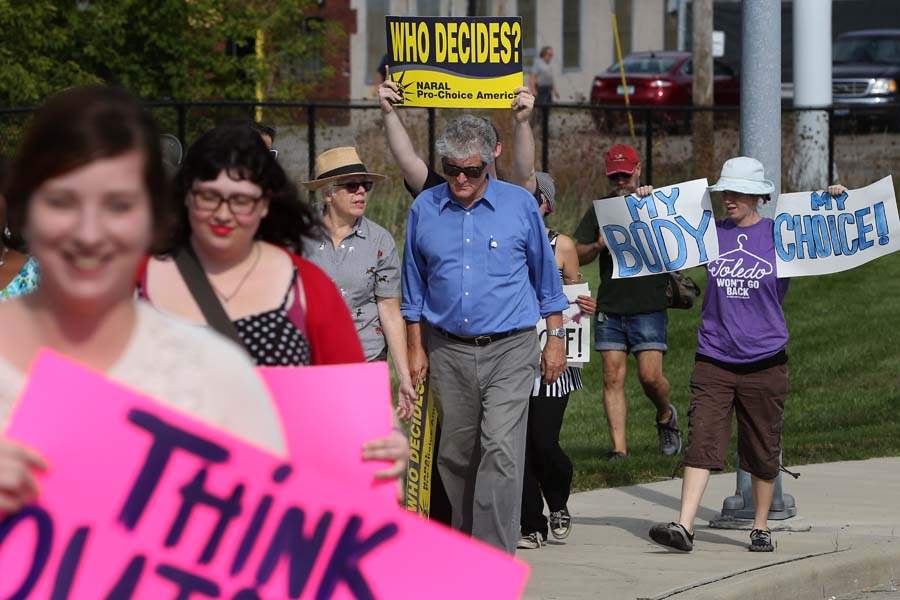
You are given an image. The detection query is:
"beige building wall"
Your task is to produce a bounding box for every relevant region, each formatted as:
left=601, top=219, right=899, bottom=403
left=349, top=0, right=666, bottom=101
left=349, top=0, right=367, bottom=100
left=530, top=1, right=619, bottom=102
left=631, top=0, right=666, bottom=52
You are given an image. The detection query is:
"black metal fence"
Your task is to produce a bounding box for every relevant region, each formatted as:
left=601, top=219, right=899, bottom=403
left=2, top=100, right=897, bottom=236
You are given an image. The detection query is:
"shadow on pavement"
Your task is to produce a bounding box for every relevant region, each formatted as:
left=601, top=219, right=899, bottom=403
left=574, top=515, right=747, bottom=549
left=618, top=482, right=722, bottom=522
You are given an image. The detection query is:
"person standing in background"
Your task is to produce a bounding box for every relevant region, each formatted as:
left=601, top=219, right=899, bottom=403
left=0, top=156, right=39, bottom=300
left=530, top=46, right=559, bottom=106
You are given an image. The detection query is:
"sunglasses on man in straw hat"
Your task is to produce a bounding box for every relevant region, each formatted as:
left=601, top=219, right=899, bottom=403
left=302, top=147, right=386, bottom=191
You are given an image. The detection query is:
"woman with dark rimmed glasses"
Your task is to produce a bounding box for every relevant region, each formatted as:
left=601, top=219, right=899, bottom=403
left=303, top=147, right=417, bottom=421
left=138, top=127, right=410, bottom=481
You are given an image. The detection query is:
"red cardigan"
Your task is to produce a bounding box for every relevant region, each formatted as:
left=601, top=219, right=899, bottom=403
left=136, top=250, right=364, bottom=366
left=287, top=253, right=365, bottom=365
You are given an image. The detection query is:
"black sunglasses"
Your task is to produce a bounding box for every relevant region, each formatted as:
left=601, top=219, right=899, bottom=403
left=340, top=180, right=374, bottom=193
left=608, top=172, right=633, bottom=181
left=442, top=160, right=487, bottom=179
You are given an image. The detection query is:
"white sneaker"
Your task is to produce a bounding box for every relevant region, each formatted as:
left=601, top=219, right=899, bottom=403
left=516, top=532, right=545, bottom=549
left=549, top=508, right=572, bottom=539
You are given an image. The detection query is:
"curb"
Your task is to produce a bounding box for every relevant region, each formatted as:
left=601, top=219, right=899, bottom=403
left=674, top=539, right=900, bottom=600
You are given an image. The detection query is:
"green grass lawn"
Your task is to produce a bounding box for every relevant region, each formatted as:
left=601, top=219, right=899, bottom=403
left=564, top=252, right=900, bottom=491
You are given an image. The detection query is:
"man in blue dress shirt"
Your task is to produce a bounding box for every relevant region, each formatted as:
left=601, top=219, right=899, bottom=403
left=401, top=115, right=569, bottom=553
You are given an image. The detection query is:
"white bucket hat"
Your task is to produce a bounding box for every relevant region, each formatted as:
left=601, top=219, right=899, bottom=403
left=708, top=156, right=775, bottom=196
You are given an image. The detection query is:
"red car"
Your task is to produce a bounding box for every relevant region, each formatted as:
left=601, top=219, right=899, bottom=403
left=590, top=51, right=740, bottom=130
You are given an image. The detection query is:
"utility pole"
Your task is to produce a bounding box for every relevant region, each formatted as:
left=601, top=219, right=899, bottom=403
left=713, top=0, right=799, bottom=528
left=790, top=0, right=832, bottom=190
left=677, top=0, right=688, bottom=52
left=739, top=0, right=782, bottom=217
left=691, top=0, right=714, bottom=182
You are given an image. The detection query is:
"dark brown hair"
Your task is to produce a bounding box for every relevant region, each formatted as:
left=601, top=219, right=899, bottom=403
left=165, top=123, right=321, bottom=254
left=0, top=155, right=15, bottom=250
left=5, top=85, right=169, bottom=251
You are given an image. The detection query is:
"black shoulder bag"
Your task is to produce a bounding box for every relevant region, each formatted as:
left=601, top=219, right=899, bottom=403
left=666, top=271, right=702, bottom=310
left=172, top=244, right=245, bottom=347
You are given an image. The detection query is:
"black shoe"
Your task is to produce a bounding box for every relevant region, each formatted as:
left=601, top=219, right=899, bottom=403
left=649, top=522, right=694, bottom=551
left=549, top=508, right=572, bottom=539
left=749, top=528, right=774, bottom=552
left=606, top=450, right=628, bottom=462
left=657, top=405, right=683, bottom=456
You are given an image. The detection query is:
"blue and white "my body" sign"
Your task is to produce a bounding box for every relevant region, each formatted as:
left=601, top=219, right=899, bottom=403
left=594, top=178, right=718, bottom=279
left=774, top=175, right=899, bottom=277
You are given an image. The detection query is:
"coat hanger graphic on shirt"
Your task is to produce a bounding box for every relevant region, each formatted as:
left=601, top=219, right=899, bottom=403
left=713, top=234, right=774, bottom=275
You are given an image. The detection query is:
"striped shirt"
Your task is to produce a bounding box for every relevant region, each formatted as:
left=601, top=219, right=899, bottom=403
left=532, top=230, right=585, bottom=398
left=533, top=365, right=583, bottom=397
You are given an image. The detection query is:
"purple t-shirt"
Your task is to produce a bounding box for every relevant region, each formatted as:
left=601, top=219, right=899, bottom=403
left=697, top=218, right=790, bottom=364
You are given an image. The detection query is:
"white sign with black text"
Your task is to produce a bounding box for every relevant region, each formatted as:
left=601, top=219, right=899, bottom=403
left=536, top=283, right=591, bottom=363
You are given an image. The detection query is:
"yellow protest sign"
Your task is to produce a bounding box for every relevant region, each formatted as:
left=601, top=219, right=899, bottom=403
left=386, top=16, right=524, bottom=109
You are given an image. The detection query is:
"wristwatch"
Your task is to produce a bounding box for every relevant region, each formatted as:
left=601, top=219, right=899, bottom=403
left=547, top=327, right=566, bottom=339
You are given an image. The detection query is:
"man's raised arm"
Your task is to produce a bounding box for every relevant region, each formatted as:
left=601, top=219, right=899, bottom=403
left=509, top=86, right=538, bottom=193
left=379, top=80, right=429, bottom=195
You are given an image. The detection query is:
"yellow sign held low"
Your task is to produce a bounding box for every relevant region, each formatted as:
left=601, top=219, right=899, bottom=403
left=405, top=379, right=441, bottom=516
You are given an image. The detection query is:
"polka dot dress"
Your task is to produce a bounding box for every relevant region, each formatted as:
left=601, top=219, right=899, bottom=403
left=233, top=271, right=312, bottom=366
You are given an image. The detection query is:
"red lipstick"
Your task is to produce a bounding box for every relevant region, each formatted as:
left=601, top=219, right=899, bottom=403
left=210, top=225, right=234, bottom=236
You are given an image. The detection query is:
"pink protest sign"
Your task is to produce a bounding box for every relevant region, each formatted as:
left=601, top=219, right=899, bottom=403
left=0, top=351, right=529, bottom=599
left=259, top=363, right=397, bottom=506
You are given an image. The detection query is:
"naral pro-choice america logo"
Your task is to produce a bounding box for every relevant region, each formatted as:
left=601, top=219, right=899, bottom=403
left=386, top=16, right=523, bottom=109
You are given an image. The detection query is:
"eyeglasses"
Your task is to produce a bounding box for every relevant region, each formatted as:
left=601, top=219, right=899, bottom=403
left=339, top=181, right=374, bottom=193
left=270, top=149, right=279, bottom=159
left=190, top=189, right=263, bottom=216
left=608, top=172, right=633, bottom=182
left=442, top=160, right=487, bottom=179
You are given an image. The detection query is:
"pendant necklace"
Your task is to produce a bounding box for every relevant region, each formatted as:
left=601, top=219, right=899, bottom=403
left=211, top=243, right=262, bottom=303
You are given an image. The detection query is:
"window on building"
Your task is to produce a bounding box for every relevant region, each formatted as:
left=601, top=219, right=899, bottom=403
left=562, top=0, right=580, bottom=69
left=613, top=0, right=632, bottom=57
left=417, top=0, right=441, bottom=15
left=469, top=0, right=490, bottom=16
left=226, top=38, right=256, bottom=59
left=681, top=59, right=736, bottom=77
left=292, top=18, right=326, bottom=83
left=366, top=0, right=390, bottom=84
left=518, top=0, right=537, bottom=68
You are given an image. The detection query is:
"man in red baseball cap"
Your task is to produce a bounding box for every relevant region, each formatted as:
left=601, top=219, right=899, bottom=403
left=604, top=144, right=641, bottom=176
left=573, top=144, right=682, bottom=461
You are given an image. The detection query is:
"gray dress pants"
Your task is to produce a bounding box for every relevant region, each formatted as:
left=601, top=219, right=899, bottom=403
left=426, top=326, right=540, bottom=554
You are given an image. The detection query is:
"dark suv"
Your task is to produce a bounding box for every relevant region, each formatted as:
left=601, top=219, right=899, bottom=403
left=832, top=29, right=900, bottom=129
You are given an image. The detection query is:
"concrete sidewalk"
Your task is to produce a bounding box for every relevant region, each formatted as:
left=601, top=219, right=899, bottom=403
left=520, top=457, right=900, bottom=600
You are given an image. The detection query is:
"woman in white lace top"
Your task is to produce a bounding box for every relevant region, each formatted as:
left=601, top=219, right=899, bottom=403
left=0, top=86, right=285, bottom=516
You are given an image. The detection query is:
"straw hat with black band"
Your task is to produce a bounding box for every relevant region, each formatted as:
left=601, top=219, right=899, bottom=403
left=302, top=147, right=386, bottom=191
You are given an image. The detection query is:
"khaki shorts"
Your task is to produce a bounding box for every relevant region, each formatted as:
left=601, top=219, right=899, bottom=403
left=683, top=361, right=789, bottom=480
